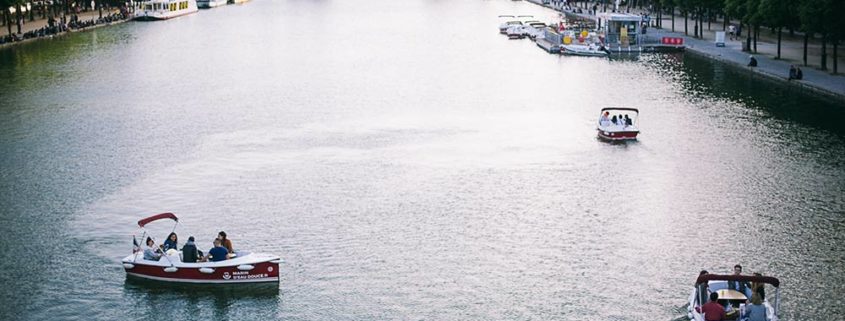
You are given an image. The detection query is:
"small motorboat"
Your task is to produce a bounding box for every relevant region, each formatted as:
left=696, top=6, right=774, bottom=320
left=597, top=107, right=639, bottom=141
left=506, top=25, right=525, bottom=39
left=121, top=213, right=281, bottom=284
left=561, top=44, right=609, bottom=57
left=687, top=273, right=781, bottom=321
left=498, top=15, right=521, bottom=34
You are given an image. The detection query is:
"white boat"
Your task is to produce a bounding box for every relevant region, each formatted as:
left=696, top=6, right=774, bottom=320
left=499, top=20, right=522, bottom=34
left=561, top=43, right=609, bottom=57
left=197, top=0, right=227, bottom=9
left=121, top=213, right=282, bottom=284
left=688, top=273, right=781, bottom=321
left=523, top=22, right=547, bottom=40
left=597, top=107, right=639, bottom=141
left=506, top=25, right=525, bottom=39
left=134, top=0, right=198, bottom=20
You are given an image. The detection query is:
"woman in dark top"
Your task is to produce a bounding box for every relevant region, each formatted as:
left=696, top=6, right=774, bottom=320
left=162, top=232, right=178, bottom=251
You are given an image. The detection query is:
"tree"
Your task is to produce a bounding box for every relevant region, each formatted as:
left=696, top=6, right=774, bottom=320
left=1, top=0, right=12, bottom=37
left=824, top=0, right=844, bottom=73
left=800, top=0, right=829, bottom=70
left=758, top=0, right=791, bottom=59
left=745, top=0, right=761, bottom=52
left=14, top=0, right=22, bottom=34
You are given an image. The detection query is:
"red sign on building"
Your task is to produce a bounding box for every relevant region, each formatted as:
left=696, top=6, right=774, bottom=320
left=661, top=37, right=684, bottom=45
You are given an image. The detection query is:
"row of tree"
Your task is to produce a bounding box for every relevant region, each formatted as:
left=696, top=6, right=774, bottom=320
left=657, top=0, right=841, bottom=73
left=575, top=0, right=842, bottom=73
left=2, top=0, right=125, bottom=38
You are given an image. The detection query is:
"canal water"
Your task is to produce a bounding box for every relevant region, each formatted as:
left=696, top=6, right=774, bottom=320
left=0, top=0, right=843, bottom=320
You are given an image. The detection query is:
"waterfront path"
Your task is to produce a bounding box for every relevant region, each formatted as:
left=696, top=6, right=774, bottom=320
left=1, top=9, right=124, bottom=48
left=525, top=0, right=845, bottom=100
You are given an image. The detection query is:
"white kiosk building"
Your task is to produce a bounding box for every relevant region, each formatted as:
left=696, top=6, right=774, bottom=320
left=595, top=12, right=643, bottom=52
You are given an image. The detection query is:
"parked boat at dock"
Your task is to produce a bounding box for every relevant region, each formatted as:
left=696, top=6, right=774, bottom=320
left=197, top=0, right=227, bottom=9
left=561, top=44, right=609, bottom=57
left=134, top=0, right=198, bottom=20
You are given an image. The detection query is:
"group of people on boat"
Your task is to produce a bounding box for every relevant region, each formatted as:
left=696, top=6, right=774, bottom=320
left=142, top=231, right=235, bottom=263
left=599, top=111, right=633, bottom=128
left=696, top=264, right=769, bottom=321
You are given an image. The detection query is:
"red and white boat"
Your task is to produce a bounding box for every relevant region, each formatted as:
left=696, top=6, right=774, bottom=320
left=596, top=107, right=639, bottom=141
left=121, top=213, right=281, bottom=284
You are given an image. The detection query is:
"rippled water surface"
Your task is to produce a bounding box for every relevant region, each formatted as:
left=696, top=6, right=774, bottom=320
left=1, top=0, right=844, bottom=320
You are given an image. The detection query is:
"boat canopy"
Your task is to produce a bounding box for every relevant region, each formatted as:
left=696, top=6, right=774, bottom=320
left=696, top=274, right=780, bottom=288
left=138, top=212, right=178, bottom=227
left=601, top=107, right=639, bottom=113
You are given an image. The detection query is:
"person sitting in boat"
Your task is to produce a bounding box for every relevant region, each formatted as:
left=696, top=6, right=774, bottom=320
left=727, top=264, right=752, bottom=298
left=611, top=115, right=618, bottom=125
left=624, top=114, right=632, bottom=126
left=750, top=272, right=766, bottom=300
left=181, top=236, right=200, bottom=263
left=161, top=232, right=178, bottom=252
left=689, top=270, right=709, bottom=309
left=599, top=111, right=610, bottom=126
left=218, top=231, right=234, bottom=254
left=143, top=237, right=162, bottom=261
left=745, top=292, right=767, bottom=321
left=699, top=292, right=726, bottom=321
left=204, top=238, right=229, bottom=262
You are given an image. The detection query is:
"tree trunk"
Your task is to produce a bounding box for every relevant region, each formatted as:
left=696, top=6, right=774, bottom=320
left=671, top=8, right=675, bottom=32
left=753, top=25, right=758, bottom=52
left=723, top=13, right=727, bottom=31
left=656, top=5, right=660, bottom=28
left=834, top=41, right=838, bottom=74
left=745, top=23, right=752, bottom=52
left=5, top=11, right=11, bottom=36
left=821, top=35, right=827, bottom=70
left=684, top=10, right=688, bottom=35
left=803, top=33, right=809, bottom=66
left=15, top=4, right=22, bottom=34
left=776, top=28, right=782, bottom=59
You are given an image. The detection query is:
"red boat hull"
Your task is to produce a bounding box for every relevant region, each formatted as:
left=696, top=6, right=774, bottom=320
left=125, top=261, right=280, bottom=284
left=597, top=129, right=639, bottom=140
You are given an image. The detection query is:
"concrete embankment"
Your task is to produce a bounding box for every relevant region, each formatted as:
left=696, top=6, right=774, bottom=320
left=523, top=0, right=845, bottom=102
left=1, top=10, right=128, bottom=50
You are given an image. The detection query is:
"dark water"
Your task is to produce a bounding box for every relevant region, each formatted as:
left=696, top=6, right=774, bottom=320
left=0, top=0, right=843, bottom=320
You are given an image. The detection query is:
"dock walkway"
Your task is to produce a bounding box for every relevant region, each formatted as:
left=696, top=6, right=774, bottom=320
left=524, top=0, right=845, bottom=101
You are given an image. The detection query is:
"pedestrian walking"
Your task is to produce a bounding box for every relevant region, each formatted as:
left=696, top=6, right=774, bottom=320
left=728, top=24, right=736, bottom=41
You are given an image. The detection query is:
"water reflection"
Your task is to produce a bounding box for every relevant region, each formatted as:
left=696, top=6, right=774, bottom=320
left=678, top=53, right=845, bottom=139
left=124, top=278, right=280, bottom=319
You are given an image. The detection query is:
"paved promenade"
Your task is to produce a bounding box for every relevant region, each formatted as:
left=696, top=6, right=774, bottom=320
left=524, top=0, right=845, bottom=101
left=1, top=9, right=124, bottom=48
